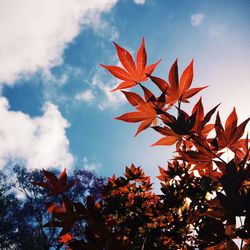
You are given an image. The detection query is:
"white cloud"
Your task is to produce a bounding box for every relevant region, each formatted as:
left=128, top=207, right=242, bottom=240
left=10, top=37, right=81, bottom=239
left=191, top=13, right=205, bottom=27
left=75, top=89, right=95, bottom=103
left=89, top=15, right=119, bottom=41
left=0, top=97, right=73, bottom=170
left=0, top=0, right=118, bottom=84
left=134, top=0, right=146, bottom=4
left=97, top=83, right=126, bottom=110
left=43, top=69, right=69, bottom=86
left=87, top=67, right=126, bottom=110
left=82, top=157, right=101, bottom=171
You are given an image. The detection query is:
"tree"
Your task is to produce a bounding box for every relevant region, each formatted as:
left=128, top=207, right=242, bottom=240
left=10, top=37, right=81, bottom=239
left=36, top=38, right=250, bottom=249
left=0, top=171, right=20, bottom=249
left=0, top=165, right=105, bottom=250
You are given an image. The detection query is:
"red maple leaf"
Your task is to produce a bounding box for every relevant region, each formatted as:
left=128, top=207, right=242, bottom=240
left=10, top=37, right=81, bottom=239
left=151, top=98, right=219, bottom=147
left=191, top=97, right=220, bottom=136
left=34, top=168, right=73, bottom=196
left=214, top=108, right=250, bottom=152
left=149, top=59, right=207, bottom=105
left=115, top=91, right=158, bottom=136
left=151, top=126, right=181, bottom=146
left=100, top=37, right=161, bottom=91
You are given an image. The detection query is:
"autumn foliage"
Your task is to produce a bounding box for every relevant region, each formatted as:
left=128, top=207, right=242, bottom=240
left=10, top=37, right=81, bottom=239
left=35, top=38, right=250, bottom=249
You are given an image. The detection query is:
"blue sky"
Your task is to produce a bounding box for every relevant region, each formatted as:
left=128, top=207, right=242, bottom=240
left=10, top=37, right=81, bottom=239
left=0, top=0, right=249, bottom=186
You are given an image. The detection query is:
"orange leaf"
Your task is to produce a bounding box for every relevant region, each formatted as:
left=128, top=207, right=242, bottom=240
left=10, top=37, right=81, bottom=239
left=136, top=37, right=147, bottom=78
left=122, top=91, right=144, bottom=106
left=58, top=233, right=73, bottom=244
left=113, top=41, right=136, bottom=74
left=225, top=107, right=238, bottom=137
left=101, top=37, right=160, bottom=91
left=151, top=136, right=178, bottom=146
left=100, top=65, right=131, bottom=80
left=144, top=59, right=161, bottom=76
left=116, top=111, right=153, bottom=122
left=111, top=80, right=136, bottom=92
left=183, top=86, right=208, bottom=100
left=179, top=59, right=194, bottom=95
left=148, top=75, right=168, bottom=92
left=168, top=59, right=179, bottom=93
left=135, top=119, right=154, bottom=136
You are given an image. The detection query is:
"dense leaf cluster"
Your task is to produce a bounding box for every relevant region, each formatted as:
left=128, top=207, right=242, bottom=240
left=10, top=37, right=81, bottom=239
left=36, top=38, right=250, bottom=249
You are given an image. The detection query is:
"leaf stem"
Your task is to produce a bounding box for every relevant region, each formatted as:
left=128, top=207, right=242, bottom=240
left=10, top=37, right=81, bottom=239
left=188, top=133, right=228, bottom=165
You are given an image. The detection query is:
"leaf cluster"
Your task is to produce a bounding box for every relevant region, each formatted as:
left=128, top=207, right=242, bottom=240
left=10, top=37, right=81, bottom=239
left=35, top=38, right=250, bottom=249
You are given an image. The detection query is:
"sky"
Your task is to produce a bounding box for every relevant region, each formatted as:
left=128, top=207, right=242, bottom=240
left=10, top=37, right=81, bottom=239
left=0, top=0, right=249, bottom=186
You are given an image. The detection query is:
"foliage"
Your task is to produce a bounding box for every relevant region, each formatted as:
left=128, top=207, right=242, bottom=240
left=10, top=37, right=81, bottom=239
left=0, top=165, right=104, bottom=250
left=36, top=38, right=250, bottom=249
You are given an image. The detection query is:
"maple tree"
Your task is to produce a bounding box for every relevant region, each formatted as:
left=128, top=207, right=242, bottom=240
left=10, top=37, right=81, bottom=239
left=35, top=38, right=250, bottom=249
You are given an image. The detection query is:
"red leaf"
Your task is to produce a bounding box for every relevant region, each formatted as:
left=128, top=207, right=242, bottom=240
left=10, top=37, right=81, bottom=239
left=145, top=59, right=161, bottom=76
left=168, top=59, right=179, bottom=92
left=154, top=59, right=206, bottom=105
left=113, top=41, right=136, bottom=74
left=59, top=168, right=67, bottom=187
left=140, top=85, right=155, bottom=102
left=116, top=101, right=157, bottom=135
left=215, top=108, right=250, bottom=149
left=182, top=86, right=208, bottom=99
left=148, top=75, right=168, bottom=91
left=136, top=37, right=147, bottom=78
left=135, top=119, right=154, bottom=136
left=43, top=170, right=58, bottom=187
left=202, top=103, right=220, bottom=128
left=62, top=194, right=74, bottom=213
left=192, top=98, right=204, bottom=130
left=102, top=37, right=160, bottom=91
left=202, top=124, right=214, bottom=135
left=100, top=65, right=131, bottom=80
left=111, top=80, right=136, bottom=92
left=179, top=59, right=194, bottom=95
left=121, top=91, right=144, bottom=106
left=230, top=117, right=250, bottom=145
left=151, top=136, right=178, bottom=146
left=225, top=107, right=238, bottom=137
left=153, top=126, right=176, bottom=136
left=47, top=203, right=58, bottom=213
left=115, top=112, right=146, bottom=122
left=58, top=233, right=73, bottom=244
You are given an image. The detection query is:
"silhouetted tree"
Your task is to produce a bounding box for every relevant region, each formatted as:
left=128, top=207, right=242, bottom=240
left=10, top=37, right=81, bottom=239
left=0, top=165, right=105, bottom=250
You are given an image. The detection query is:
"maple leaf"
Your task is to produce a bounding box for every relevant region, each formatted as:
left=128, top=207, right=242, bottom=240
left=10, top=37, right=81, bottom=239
left=191, top=97, right=219, bottom=135
left=151, top=126, right=181, bottom=146
left=124, top=164, right=145, bottom=180
left=214, top=108, right=250, bottom=152
left=157, top=161, right=190, bottom=182
left=44, top=195, right=89, bottom=239
left=149, top=59, right=207, bottom=105
left=34, top=168, right=73, bottom=196
left=100, top=37, right=161, bottom=91
left=115, top=92, right=158, bottom=136
left=152, top=99, right=219, bottom=147
left=178, top=149, right=223, bottom=179
left=163, top=108, right=197, bottom=135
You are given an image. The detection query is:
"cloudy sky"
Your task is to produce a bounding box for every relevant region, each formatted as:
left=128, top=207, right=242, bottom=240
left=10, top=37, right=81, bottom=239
left=0, top=0, right=249, bottom=182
